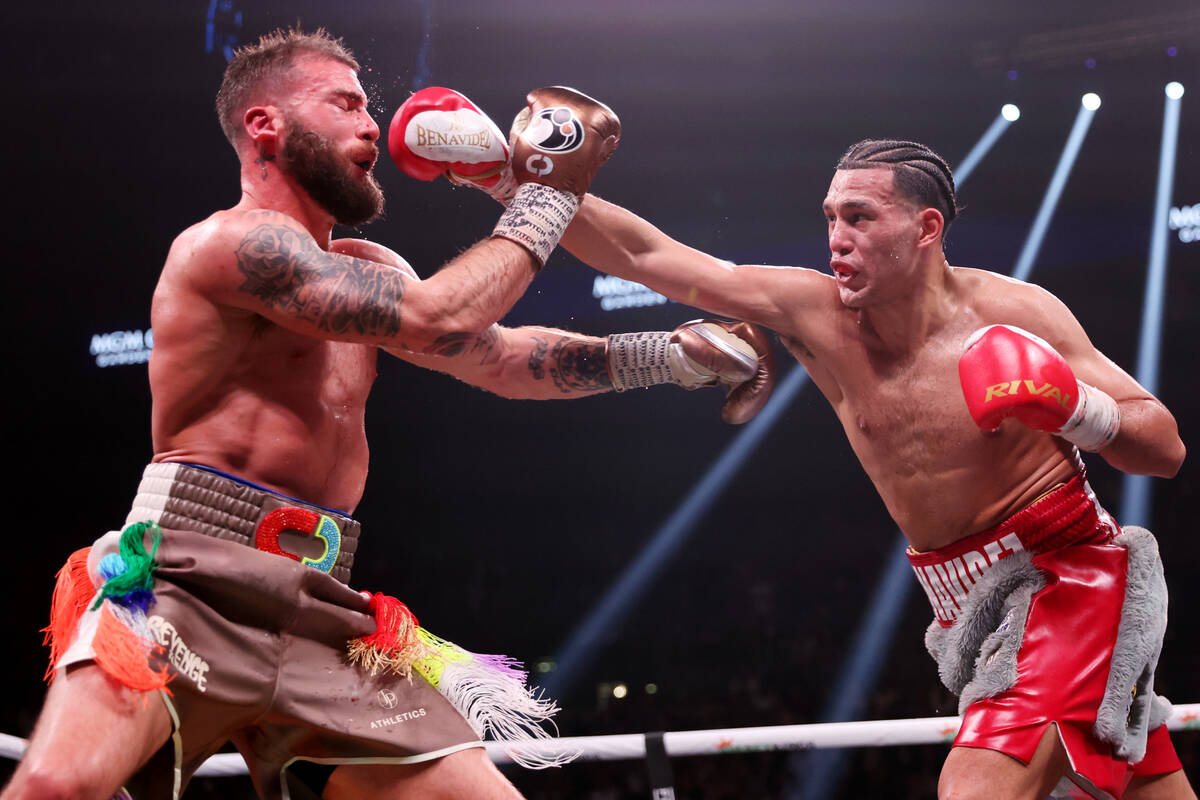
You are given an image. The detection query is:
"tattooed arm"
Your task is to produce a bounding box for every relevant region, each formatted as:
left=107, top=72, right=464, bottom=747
left=384, top=326, right=614, bottom=400
left=185, top=208, right=538, bottom=352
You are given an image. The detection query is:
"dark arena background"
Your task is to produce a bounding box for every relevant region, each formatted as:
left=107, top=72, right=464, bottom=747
left=5, top=1, right=1199, bottom=798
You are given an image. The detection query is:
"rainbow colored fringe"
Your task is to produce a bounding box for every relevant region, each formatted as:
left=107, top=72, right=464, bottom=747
left=348, top=591, right=576, bottom=769
left=42, top=522, right=171, bottom=694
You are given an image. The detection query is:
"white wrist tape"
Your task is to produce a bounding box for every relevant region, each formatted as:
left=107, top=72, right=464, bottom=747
left=492, top=182, right=580, bottom=267
left=607, top=331, right=714, bottom=391
left=1058, top=380, right=1120, bottom=451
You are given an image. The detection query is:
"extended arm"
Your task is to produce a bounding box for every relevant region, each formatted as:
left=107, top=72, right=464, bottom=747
left=388, top=86, right=820, bottom=335
left=385, top=325, right=613, bottom=400
left=561, top=195, right=824, bottom=333
left=211, top=210, right=536, bottom=352
left=331, top=236, right=777, bottom=419
left=385, top=318, right=775, bottom=424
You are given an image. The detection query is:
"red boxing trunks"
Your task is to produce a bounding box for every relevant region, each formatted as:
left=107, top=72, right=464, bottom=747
left=909, top=474, right=1182, bottom=799
left=50, top=463, right=528, bottom=799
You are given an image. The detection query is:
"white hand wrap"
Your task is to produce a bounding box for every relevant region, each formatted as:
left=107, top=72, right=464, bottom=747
left=606, top=331, right=722, bottom=392
left=492, top=182, right=580, bottom=268
left=1058, top=380, right=1121, bottom=451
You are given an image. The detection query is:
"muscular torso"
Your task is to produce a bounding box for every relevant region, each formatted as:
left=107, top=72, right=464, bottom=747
left=784, top=268, right=1078, bottom=551
left=149, top=212, right=378, bottom=512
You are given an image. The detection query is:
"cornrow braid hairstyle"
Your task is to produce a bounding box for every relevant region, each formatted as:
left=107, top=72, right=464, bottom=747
left=836, top=139, right=960, bottom=231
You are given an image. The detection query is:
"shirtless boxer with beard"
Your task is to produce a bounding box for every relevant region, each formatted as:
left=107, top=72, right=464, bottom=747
left=3, top=29, right=774, bottom=800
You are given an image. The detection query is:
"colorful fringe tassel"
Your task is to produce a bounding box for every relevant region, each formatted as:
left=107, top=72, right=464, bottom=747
left=42, top=522, right=172, bottom=694
left=42, top=547, right=96, bottom=683
left=349, top=591, right=577, bottom=768
left=346, top=592, right=424, bottom=677
left=92, top=521, right=162, bottom=612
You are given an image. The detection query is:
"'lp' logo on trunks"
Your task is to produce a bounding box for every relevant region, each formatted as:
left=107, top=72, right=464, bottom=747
left=254, top=507, right=342, bottom=573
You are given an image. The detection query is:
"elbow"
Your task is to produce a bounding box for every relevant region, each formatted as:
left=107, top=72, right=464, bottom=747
left=1159, top=437, right=1185, bottom=479
left=1155, top=411, right=1186, bottom=478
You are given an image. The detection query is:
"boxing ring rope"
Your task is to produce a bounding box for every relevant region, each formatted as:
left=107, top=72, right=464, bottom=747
left=2, top=705, right=1197, bottom=777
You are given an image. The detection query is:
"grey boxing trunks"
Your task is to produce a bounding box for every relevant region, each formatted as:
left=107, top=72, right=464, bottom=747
left=48, top=462, right=559, bottom=800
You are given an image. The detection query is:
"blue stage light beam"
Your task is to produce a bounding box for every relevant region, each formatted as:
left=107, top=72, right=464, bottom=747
left=542, top=365, right=811, bottom=696
left=956, top=106, right=1019, bottom=185
left=1012, top=95, right=1101, bottom=282
left=789, top=109, right=1026, bottom=799
left=1121, top=82, right=1185, bottom=527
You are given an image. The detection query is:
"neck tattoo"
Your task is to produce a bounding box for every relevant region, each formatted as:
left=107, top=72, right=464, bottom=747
left=254, top=152, right=275, bottom=181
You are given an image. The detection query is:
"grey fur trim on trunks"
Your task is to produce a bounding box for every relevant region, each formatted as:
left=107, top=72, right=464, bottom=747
left=1093, top=526, right=1171, bottom=763
left=924, top=549, right=1044, bottom=713
left=924, top=529, right=1173, bottom=763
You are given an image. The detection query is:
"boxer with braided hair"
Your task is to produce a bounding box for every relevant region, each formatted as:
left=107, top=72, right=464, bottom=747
left=835, top=138, right=961, bottom=228
left=561, top=138, right=1194, bottom=799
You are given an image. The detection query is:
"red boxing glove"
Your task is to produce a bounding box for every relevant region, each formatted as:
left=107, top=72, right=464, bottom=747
left=387, top=87, right=515, bottom=201
left=959, top=325, right=1119, bottom=451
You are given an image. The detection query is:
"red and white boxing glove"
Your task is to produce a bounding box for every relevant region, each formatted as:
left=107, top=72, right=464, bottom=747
left=607, top=320, right=776, bottom=424
left=387, top=87, right=517, bottom=203
left=958, top=324, right=1120, bottom=451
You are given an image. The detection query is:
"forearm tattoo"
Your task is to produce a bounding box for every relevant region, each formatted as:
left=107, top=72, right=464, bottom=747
left=424, top=325, right=501, bottom=363
left=527, top=337, right=549, bottom=380
left=548, top=339, right=612, bottom=393
left=235, top=224, right=406, bottom=338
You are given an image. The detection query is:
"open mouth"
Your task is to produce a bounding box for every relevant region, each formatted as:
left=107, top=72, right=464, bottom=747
left=831, top=261, right=857, bottom=281
left=354, top=150, right=379, bottom=173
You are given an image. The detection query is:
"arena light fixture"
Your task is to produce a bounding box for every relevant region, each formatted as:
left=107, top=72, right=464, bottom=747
left=956, top=105, right=1021, bottom=184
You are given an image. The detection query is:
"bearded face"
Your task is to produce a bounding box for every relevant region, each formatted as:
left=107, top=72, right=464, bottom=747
left=279, top=118, right=384, bottom=226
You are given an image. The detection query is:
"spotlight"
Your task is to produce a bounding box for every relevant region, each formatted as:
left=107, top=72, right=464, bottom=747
left=1166, top=82, right=1185, bottom=100
left=1002, top=104, right=1021, bottom=122
left=1082, top=93, right=1102, bottom=110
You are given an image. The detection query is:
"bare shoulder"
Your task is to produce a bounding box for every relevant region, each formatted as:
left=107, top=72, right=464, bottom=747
left=162, top=208, right=316, bottom=299
left=171, top=208, right=309, bottom=263
left=954, top=265, right=1088, bottom=346
left=329, top=237, right=419, bottom=279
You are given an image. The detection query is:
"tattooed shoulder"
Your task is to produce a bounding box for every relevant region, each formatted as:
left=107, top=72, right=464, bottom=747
left=233, top=223, right=407, bottom=339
